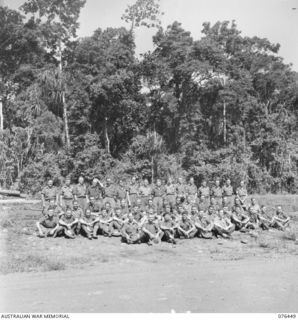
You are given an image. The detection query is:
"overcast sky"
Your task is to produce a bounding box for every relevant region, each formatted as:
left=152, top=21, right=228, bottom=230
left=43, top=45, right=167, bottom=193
left=4, top=0, right=298, bottom=70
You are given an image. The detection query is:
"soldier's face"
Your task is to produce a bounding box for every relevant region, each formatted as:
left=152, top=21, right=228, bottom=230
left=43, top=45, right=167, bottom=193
left=85, top=210, right=91, bottom=217
left=164, top=214, right=170, bottom=222
left=216, top=180, right=220, bottom=186
left=144, top=179, right=148, bottom=186
left=92, top=179, right=97, bottom=186
left=132, top=177, right=136, bottom=184
left=190, top=178, right=194, bottom=184
left=79, top=177, right=84, bottom=184
left=48, top=210, right=54, bottom=217
left=90, top=198, right=95, bottom=204
left=66, top=179, right=70, bottom=186
left=157, top=180, right=161, bottom=186
left=66, top=210, right=72, bottom=217
left=48, top=180, right=53, bottom=187
left=202, top=181, right=206, bottom=186
left=227, top=180, right=231, bottom=185
left=73, top=203, right=78, bottom=209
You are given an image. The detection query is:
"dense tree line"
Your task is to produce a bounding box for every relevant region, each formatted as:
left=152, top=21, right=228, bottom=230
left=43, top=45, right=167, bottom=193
left=0, top=0, right=298, bottom=194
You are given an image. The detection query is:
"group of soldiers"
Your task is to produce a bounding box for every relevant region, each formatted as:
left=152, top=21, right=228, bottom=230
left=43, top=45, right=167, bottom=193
left=36, top=176, right=291, bottom=245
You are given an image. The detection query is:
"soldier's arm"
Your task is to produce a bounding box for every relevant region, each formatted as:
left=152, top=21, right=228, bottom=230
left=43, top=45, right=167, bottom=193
left=186, top=222, right=196, bottom=235
left=142, top=226, right=154, bottom=238
left=69, top=218, right=78, bottom=227
left=55, top=190, right=59, bottom=206
left=41, top=191, right=46, bottom=208
left=59, top=219, right=69, bottom=228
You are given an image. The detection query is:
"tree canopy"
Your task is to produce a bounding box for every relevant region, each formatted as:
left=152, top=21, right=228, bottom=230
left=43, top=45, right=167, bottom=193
left=0, top=0, right=298, bottom=194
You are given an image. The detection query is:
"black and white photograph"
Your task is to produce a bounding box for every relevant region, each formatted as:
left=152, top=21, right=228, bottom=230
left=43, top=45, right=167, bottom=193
left=0, top=0, right=298, bottom=315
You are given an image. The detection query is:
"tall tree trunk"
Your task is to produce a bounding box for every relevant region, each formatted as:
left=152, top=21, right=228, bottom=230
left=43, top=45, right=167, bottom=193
left=62, top=92, right=70, bottom=150
left=223, top=99, right=227, bottom=144
left=151, top=156, right=154, bottom=182
left=58, top=40, right=70, bottom=150
left=0, top=98, right=3, bottom=131
left=104, top=117, right=110, bottom=154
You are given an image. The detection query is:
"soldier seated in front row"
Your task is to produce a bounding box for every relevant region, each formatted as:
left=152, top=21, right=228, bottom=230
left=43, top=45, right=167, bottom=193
left=258, top=205, right=274, bottom=230
left=80, top=208, right=99, bottom=240
left=57, top=207, right=79, bottom=239
left=271, top=206, right=290, bottom=231
left=121, top=214, right=143, bottom=244
left=108, top=207, right=124, bottom=237
left=159, top=213, right=177, bottom=244
left=194, top=210, right=214, bottom=239
left=213, top=209, right=235, bottom=239
left=142, top=213, right=163, bottom=245
left=36, top=209, right=60, bottom=238
left=176, top=212, right=197, bottom=239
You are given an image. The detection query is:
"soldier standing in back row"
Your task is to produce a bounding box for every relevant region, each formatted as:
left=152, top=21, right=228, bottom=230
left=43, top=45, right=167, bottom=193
left=152, top=178, right=166, bottom=214
left=87, top=178, right=104, bottom=209
left=60, top=177, right=74, bottom=210
left=139, top=178, right=152, bottom=208
left=186, top=176, right=197, bottom=204
left=116, top=179, right=128, bottom=206
left=41, top=179, right=59, bottom=214
left=103, top=178, right=116, bottom=208
left=74, top=176, right=88, bottom=211
left=236, top=180, right=248, bottom=208
left=165, top=176, right=176, bottom=209
left=176, top=177, right=187, bottom=201
left=211, top=179, right=223, bottom=206
left=222, top=179, right=234, bottom=207
left=198, top=180, right=210, bottom=207
left=128, top=176, right=139, bottom=207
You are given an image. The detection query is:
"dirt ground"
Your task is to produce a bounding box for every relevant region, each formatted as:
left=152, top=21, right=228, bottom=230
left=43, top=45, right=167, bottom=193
left=0, top=198, right=298, bottom=313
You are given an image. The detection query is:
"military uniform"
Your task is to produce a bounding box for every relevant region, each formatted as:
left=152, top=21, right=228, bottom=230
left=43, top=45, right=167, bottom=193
left=176, top=183, right=187, bottom=200
left=248, top=204, right=261, bottom=223
left=139, top=185, right=152, bottom=207
left=41, top=185, right=58, bottom=212
left=198, top=186, right=210, bottom=207
left=128, top=184, right=139, bottom=207
left=236, top=186, right=248, bottom=205
left=80, top=214, right=98, bottom=238
left=211, top=186, right=223, bottom=206
left=186, top=184, right=198, bottom=203
left=222, top=184, right=234, bottom=207
left=165, top=184, right=176, bottom=208
left=87, top=202, right=101, bottom=214
left=60, top=185, right=74, bottom=209
left=59, top=214, right=78, bottom=238
left=152, top=185, right=166, bottom=214
left=74, top=183, right=88, bottom=210
left=116, top=185, right=128, bottom=205
left=38, top=215, right=59, bottom=235
left=72, top=206, right=83, bottom=220
left=177, top=218, right=196, bottom=238
left=121, top=220, right=141, bottom=244
left=103, top=184, right=116, bottom=208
